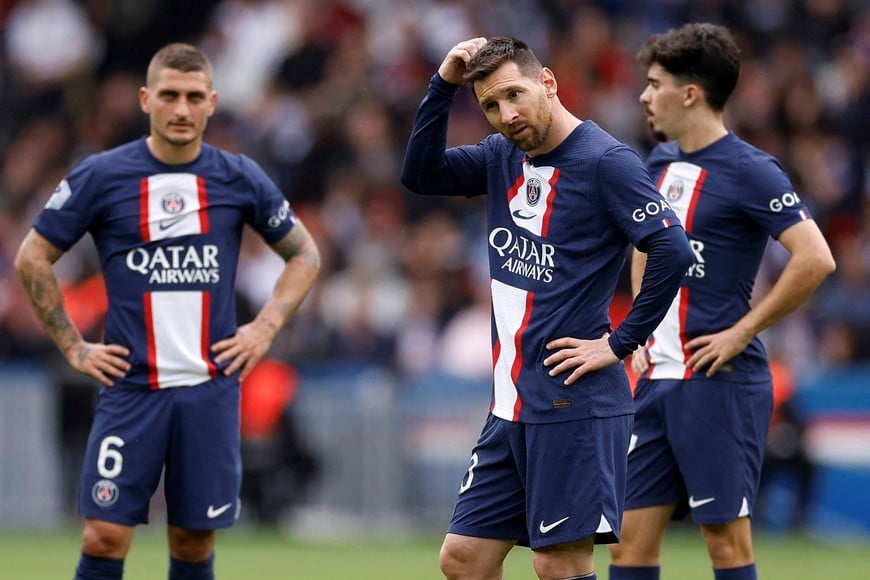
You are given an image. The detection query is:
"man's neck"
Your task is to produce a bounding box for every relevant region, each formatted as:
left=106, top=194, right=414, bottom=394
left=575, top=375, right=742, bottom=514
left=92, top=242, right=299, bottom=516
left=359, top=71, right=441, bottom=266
left=530, top=102, right=582, bottom=157
left=146, top=136, right=202, bottom=165
left=676, top=113, right=728, bottom=154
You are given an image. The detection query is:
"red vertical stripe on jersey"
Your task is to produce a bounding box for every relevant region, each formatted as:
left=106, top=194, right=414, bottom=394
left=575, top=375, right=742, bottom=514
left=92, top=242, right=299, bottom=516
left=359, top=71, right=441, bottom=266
left=678, top=286, right=693, bottom=379
left=200, top=292, right=217, bottom=377
left=196, top=176, right=210, bottom=233
left=143, top=292, right=159, bottom=390
left=139, top=178, right=151, bottom=242
left=506, top=173, right=524, bottom=203
left=680, top=167, right=704, bottom=379
left=683, top=169, right=707, bottom=233
left=655, top=166, right=670, bottom=189
left=490, top=339, right=501, bottom=414
left=541, top=168, right=559, bottom=237
left=509, top=292, right=534, bottom=420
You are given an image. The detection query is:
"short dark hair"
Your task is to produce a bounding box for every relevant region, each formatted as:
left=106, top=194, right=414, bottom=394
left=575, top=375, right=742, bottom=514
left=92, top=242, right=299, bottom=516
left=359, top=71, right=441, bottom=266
left=636, top=23, right=740, bottom=111
left=146, top=43, right=213, bottom=88
left=463, top=36, right=542, bottom=85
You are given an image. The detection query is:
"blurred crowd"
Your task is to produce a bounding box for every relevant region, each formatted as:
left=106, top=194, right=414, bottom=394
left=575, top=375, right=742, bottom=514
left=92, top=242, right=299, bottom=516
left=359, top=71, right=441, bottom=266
left=0, top=0, right=867, bottom=384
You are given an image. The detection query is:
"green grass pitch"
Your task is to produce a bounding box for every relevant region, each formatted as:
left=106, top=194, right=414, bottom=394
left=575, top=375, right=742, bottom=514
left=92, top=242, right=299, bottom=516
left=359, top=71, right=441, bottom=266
left=1, top=525, right=867, bottom=579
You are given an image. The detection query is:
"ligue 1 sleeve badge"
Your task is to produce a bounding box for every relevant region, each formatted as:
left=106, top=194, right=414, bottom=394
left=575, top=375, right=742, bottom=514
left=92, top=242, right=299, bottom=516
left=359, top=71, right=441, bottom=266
left=91, top=479, right=120, bottom=507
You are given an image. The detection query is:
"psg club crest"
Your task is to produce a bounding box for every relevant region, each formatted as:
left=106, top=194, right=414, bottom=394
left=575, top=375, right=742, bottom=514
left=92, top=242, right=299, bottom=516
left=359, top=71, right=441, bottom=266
left=526, top=178, right=541, bottom=207
left=666, top=178, right=684, bottom=201
left=91, top=479, right=119, bottom=507
left=162, top=192, right=185, bottom=215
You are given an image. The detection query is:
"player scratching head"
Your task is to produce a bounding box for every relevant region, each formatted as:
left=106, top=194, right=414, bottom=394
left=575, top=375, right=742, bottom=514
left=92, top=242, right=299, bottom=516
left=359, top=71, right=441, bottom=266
left=462, top=36, right=581, bottom=158
left=139, top=42, right=217, bottom=164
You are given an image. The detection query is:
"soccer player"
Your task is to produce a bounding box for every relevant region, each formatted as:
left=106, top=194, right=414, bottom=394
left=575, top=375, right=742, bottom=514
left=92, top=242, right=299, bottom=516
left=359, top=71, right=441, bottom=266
left=607, top=23, right=836, bottom=580
left=401, top=36, right=694, bottom=580
left=14, top=43, right=320, bottom=580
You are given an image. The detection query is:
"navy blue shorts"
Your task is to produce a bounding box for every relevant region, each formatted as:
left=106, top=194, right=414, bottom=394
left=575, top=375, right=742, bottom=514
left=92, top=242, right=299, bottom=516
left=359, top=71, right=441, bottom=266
left=78, top=376, right=241, bottom=529
left=625, top=377, right=772, bottom=524
left=447, top=413, right=632, bottom=549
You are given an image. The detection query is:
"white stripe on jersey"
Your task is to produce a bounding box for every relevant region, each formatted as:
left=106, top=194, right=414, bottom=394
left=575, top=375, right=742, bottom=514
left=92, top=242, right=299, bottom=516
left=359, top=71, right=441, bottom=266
left=647, top=287, right=692, bottom=379
left=146, top=290, right=214, bottom=389
left=491, top=278, right=531, bottom=421
left=508, top=162, right=557, bottom=236
left=648, top=162, right=705, bottom=379
left=142, top=173, right=205, bottom=241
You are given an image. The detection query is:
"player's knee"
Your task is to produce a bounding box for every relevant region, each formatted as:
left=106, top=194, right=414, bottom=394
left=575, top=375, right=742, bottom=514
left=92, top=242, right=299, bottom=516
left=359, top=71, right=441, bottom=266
left=701, top=522, right=753, bottom=566
left=80, top=524, right=126, bottom=558
left=705, top=539, right=753, bottom=566
left=532, top=551, right=581, bottom=580
left=168, top=527, right=215, bottom=562
left=607, top=535, right=659, bottom=566
left=439, top=539, right=477, bottom=579
left=608, top=541, right=627, bottom=564
left=532, top=539, right=594, bottom=579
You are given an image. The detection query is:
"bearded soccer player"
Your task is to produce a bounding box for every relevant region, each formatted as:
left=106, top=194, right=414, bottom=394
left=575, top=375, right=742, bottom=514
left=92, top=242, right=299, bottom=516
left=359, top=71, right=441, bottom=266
left=607, top=23, right=835, bottom=580
left=402, top=36, right=693, bottom=579
left=15, top=43, right=320, bottom=580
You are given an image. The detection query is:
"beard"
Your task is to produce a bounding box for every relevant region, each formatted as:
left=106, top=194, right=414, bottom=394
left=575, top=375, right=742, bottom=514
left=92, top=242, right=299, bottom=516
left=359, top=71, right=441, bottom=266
left=508, top=122, right=551, bottom=153
left=647, top=117, right=668, bottom=142
left=506, top=93, right=553, bottom=153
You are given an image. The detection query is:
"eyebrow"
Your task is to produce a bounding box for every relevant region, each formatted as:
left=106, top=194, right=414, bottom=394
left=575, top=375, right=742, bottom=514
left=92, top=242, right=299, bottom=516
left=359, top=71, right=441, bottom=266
left=157, top=88, right=208, bottom=97
left=478, top=83, right=523, bottom=107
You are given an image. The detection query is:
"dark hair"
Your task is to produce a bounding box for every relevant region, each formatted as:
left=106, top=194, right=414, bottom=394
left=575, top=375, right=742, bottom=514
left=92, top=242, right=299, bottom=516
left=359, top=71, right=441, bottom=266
left=463, top=36, right=542, bottom=85
left=146, top=43, right=213, bottom=88
left=636, top=23, right=740, bottom=111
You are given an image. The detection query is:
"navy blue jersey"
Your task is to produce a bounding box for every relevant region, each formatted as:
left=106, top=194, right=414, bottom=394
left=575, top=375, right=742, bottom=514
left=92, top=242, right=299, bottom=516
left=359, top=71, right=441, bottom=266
left=403, top=76, right=686, bottom=423
left=33, top=138, right=297, bottom=390
left=643, top=133, right=811, bottom=382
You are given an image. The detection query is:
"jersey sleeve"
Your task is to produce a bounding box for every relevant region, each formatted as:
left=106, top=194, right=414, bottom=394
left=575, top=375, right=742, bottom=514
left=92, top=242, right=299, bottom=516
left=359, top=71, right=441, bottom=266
left=597, top=144, right=684, bottom=248
left=33, top=156, right=104, bottom=250
left=737, top=153, right=811, bottom=238
left=400, top=74, right=489, bottom=197
left=239, top=155, right=298, bottom=245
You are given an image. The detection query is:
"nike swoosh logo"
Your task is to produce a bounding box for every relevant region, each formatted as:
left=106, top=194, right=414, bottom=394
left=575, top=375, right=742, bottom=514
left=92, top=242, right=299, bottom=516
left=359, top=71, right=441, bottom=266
left=207, top=503, right=233, bottom=518
left=159, top=215, right=185, bottom=230
left=511, top=209, right=536, bottom=220
left=688, top=496, right=716, bottom=509
left=539, top=516, right=570, bottom=534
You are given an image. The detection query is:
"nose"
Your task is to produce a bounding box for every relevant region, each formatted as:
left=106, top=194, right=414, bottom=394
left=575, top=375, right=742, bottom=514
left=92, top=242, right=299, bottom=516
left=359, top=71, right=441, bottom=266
left=501, top=104, right=518, bottom=125
left=174, top=97, right=191, bottom=117
left=639, top=86, right=651, bottom=104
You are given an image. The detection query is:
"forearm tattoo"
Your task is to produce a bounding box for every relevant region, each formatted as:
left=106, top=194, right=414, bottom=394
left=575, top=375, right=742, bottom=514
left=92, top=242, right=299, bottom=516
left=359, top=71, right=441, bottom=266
left=19, top=264, right=81, bottom=356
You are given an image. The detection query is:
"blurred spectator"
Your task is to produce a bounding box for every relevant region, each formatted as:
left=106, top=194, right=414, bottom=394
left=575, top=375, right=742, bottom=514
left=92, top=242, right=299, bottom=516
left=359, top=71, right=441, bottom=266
left=4, top=0, right=102, bottom=92
left=756, top=358, right=816, bottom=531
left=239, top=358, right=320, bottom=526
left=201, top=0, right=303, bottom=115
left=813, top=233, right=870, bottom=362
